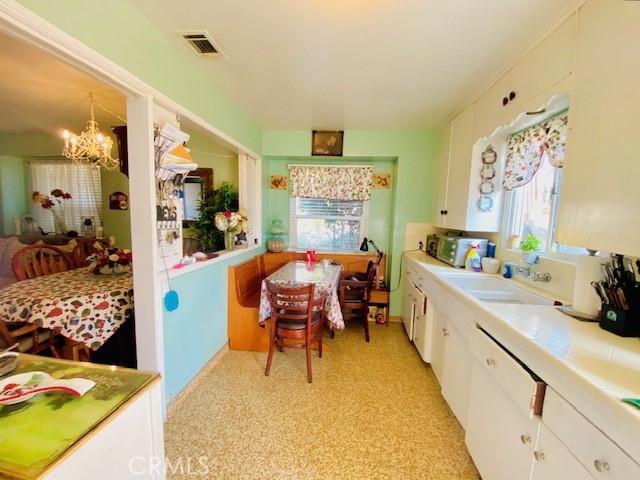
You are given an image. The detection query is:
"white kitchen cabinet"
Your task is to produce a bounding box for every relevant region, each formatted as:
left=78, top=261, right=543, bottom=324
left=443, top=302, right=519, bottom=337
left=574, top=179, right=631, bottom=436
left=465, top=360, right=538, bottom=480
left=543, top=388, right=640, bottom=480
left=556, top=0, right=640, bottom=257
left=433, top=104, right=500, bottom=232
left=429, top=304, right=446, bottom=384
left=474, top=12, right=578, bottom=140
left=440, top=318, right=472, bottom=428
left=531, top=424, right=592, bottom=480
left=401, top=266, right=415, bottom=340
left=440, top=105, right=476, bottom=230
left=433, top=122, right=451, bottom=226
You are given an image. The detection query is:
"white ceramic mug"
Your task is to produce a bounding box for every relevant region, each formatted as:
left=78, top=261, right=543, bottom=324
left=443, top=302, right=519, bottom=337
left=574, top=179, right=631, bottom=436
left=481, top=257, right=502, bottom=274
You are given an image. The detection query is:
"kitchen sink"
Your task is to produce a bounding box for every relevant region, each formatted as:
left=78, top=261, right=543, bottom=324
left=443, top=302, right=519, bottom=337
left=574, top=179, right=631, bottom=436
left=439, top=273, right=554, bottom=305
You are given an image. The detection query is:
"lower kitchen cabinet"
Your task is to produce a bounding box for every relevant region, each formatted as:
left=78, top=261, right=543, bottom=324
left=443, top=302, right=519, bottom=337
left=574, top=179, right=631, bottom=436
left=430, top=305, right=446, bottom=384
left=531, top=424, right=592, bottom=480
left=439, top=318, right=471, bottom=428
left=465, top=360, right=538, bottom=480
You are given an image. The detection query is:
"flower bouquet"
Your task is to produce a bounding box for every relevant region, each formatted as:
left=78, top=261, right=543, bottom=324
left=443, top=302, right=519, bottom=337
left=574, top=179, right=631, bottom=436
left=214, top=208, right=248, bottom=251
left=87, top=243, right=132, bottom=275
left=32, top=189, right=72, bottom=234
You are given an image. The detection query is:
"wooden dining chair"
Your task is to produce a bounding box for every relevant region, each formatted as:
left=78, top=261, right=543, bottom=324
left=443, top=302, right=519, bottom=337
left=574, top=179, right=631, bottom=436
left=0, top=319, right=60, bottom=357
left=338, top=264, right=377, bottom=342
left=12, top=245, right=74, bottom=281
left=264, top=282, right=328, bottom=383
left=72, top=237, right=110, bottom=268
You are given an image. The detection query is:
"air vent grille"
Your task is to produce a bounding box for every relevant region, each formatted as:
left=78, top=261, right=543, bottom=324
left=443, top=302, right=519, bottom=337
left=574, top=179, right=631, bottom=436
left=179, top=31, right=223, bottom=57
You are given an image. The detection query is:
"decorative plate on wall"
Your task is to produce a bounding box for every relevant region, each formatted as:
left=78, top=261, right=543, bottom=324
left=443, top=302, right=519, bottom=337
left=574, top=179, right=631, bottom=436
left=372, top=173, right=391, bottom=189
left=270, top=175, right=288, bottom=190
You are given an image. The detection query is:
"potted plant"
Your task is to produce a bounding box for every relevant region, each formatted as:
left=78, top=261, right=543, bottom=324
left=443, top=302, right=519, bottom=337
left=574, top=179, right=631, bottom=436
left=519, top=233, right=543, bottom=264
left=193, top=181, right=238, bottom=252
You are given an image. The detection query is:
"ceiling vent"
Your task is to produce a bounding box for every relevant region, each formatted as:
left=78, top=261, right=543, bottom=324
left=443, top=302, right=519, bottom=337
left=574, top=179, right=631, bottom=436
left=178, top=31, right=224, bottom=57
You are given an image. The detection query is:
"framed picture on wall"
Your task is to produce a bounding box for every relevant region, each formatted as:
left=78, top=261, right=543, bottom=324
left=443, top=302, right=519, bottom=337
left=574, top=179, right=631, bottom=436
left=312, top=130, right=344, bottom=156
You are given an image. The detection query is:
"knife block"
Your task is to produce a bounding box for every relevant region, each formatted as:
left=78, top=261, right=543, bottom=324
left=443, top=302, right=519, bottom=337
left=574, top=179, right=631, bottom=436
left=599, top=304, right=640, bottom=337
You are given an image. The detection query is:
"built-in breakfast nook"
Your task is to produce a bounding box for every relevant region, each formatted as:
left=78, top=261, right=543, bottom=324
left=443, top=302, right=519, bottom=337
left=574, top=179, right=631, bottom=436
left=1, top=0, right=639, bottom=478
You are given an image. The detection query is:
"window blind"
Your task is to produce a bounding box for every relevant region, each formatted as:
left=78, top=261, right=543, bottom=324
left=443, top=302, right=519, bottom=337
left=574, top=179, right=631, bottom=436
left=289, top=197, right=368, bottom=251
left=29, top=158, right=102, bottom=233
left=239, top=153, right=261, bottom=246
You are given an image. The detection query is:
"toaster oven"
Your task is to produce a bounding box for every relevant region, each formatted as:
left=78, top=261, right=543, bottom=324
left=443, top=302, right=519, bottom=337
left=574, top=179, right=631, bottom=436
left=436, top=236, right=488, bottom=268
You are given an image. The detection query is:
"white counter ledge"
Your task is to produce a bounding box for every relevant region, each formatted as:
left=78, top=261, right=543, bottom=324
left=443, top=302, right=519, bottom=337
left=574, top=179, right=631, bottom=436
left=404, top=251, right=640, bottom=462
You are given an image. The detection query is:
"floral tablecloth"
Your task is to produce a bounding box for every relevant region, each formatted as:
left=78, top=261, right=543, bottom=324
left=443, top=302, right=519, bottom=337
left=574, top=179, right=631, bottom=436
left=0, top=269, right=133, bottom=350
left=259, top=261, right=344, bottom=329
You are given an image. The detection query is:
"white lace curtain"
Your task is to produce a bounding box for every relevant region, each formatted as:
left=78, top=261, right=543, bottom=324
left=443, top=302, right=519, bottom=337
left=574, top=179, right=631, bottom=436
left=288, top=165, right=373, bottom=200
left=29, top=158, right=102, bottom=233
left=503, top=112, right=568, bottom=191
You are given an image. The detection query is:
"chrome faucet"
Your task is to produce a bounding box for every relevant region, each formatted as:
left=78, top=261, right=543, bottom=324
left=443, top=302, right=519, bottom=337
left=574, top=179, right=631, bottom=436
left=508, top=263, right=552, bottom=282
left=533, top=271, right=552, bottom=282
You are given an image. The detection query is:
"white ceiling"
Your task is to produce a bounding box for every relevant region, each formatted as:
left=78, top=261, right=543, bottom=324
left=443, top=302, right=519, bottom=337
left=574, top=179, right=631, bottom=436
left=133, top=0, right=581, bottom=129
left=0, top=31, right=126, bottom=135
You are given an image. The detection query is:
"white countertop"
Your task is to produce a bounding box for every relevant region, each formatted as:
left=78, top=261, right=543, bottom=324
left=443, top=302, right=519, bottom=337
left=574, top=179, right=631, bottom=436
left=405, top=251, right=640, bottom=461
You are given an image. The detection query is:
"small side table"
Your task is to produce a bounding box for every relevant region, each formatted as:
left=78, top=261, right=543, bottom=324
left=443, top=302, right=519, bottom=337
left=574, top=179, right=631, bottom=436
left=369, top=287, right=390, bottom=324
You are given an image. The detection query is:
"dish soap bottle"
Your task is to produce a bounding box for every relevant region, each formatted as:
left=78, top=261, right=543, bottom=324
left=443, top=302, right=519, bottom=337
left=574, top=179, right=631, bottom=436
left=465, top=242, right=482, bottom=272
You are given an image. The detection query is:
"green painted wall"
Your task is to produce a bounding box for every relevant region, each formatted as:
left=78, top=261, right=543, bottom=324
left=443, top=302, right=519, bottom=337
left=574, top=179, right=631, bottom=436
left=101, top=169, right=131, bottom=248
left=264, top=156, right=396, bottom=255
left=17, top=0, right=262, bottom=154
left=0, top=156, right=28, bottom=234
left=263, top=130, right=438, bottom=315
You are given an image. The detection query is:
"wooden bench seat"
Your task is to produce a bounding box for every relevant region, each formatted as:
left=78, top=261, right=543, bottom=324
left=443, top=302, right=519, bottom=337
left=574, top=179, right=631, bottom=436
left=228, top=252, right=385, bottom=353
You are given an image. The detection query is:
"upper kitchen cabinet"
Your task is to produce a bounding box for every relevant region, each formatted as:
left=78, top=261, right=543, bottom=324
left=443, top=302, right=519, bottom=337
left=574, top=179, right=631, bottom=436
left=434, top=104, right=502, bottom=232
left=556, top=0, right=640, bottom=257
left=439, top=105, right=476, bottom=230
left=475, top=12, right=578, bottom=140
left=433, top=122, right=451, bottom=226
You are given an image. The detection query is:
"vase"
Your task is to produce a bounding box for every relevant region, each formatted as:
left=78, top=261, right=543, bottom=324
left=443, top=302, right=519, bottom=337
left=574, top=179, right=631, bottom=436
left=224, top=231, right=235, bottom=251
left=51, top=208, right=67, bottom=235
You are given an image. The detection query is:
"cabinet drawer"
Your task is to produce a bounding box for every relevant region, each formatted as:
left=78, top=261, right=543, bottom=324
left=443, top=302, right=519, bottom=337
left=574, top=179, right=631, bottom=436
left=543, top=388, right=640, bottom=479
left=469, top=327, right=545, bottom=418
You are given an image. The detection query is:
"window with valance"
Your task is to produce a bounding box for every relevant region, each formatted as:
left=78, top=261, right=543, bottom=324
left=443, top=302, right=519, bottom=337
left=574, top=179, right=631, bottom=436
left=502, top=110, right=584, bottom=256
left=288, top=165, right=373, bottom=251
left=503, top=111, right=568, bottom=191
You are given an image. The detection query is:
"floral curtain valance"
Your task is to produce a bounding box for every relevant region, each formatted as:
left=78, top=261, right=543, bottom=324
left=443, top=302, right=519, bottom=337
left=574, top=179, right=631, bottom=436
left=288, top=165, right=374, bottom=200
left=503, top=111, right=568, bottom=191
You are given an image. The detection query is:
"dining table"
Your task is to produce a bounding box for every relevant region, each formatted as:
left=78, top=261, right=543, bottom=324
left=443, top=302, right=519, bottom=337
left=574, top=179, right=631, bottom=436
left=0, top=268, right=133, bottom=350
left=258, top=260, right=345, bottom=329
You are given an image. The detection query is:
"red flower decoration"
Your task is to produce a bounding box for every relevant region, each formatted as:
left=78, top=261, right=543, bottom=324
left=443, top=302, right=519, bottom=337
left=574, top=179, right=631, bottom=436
left=51, top=189, right=64, bottom=198
left=224, top=211, right=232, bottom=218
left=41, top=199, right=54, bottom=209
left=62, top=193, right=72, bottom=200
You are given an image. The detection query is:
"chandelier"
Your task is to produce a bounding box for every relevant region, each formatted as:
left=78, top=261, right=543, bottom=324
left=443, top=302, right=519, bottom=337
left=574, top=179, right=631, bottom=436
left=62, top=93, right=119, bottom=170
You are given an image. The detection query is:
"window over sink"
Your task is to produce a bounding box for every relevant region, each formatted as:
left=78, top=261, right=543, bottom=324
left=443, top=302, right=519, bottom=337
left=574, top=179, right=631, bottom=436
left=501, top=111, right=586, bottom=257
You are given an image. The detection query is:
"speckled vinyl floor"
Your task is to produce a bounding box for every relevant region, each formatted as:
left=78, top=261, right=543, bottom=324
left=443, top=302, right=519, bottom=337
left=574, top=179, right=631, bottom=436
left=164, top=322, right=479, bottom=479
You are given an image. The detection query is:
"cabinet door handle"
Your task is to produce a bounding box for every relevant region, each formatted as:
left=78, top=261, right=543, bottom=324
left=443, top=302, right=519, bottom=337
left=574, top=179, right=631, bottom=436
left=442, top=327, right=449, bottom=337
left=520, top=434, right=531, bottom=445
left=533, top=451, right=545, bottom=461
left=485, top=357, right=496, bottom=367
left=443, top=210, right=448, bottom=215
left=593, top=459, right=610, bottom=472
